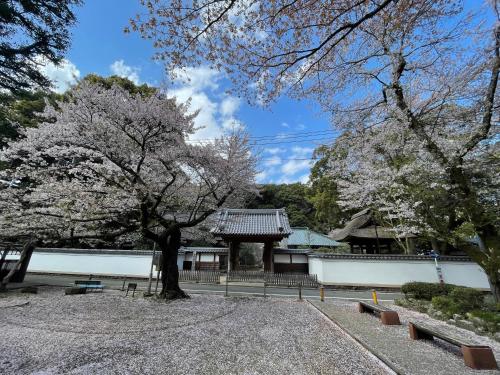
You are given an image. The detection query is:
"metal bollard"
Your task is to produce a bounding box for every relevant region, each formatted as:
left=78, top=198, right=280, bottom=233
left=298, top=283, right=302, bottom=301
left=264, top=281, right=267, bottom=298
left=121, top=276, right=126, bottom=291
left=320, top=286, right=325, bottom=302
left=371, top=289, right=379, bottom=304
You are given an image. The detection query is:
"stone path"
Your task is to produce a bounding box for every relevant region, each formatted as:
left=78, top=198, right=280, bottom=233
left=310, top=300, right=500, bottom=375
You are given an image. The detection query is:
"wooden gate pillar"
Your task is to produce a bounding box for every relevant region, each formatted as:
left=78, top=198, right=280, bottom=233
left=263, top=242, right=273, bottom=272
left=229, top=241, right=240, bottom=271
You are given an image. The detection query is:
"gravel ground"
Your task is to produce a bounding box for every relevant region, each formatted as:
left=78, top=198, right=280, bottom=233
left=0, top=287, right=391, bottom=375
left=310, top=299, right=500, bottom=375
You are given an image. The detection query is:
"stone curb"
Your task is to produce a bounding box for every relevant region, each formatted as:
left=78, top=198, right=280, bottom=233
left=307, top=300, right=405, bottom=375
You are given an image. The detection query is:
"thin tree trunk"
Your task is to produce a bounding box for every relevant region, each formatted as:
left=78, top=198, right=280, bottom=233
left=159, top=228, right=189, bottom=300
left=0, top=240, right=35, bottom=292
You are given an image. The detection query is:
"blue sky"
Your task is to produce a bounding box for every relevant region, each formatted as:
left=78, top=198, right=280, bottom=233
left=39, top=0, right=336, bottom=185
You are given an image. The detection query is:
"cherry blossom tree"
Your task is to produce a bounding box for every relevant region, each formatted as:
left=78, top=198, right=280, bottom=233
left=131, top=0, right=500, bottom=298
left=132, top=0, right=500, bottom=300
left=0, top=81, right=256, bottom=299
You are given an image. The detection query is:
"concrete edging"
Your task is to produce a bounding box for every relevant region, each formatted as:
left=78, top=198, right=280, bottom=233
left=307, top=300, right=405, bottom=375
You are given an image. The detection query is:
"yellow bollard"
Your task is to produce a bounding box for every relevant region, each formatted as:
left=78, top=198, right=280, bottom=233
left=371, top=289, right=378, bottom=304
left=320, top=286, right=325, bottom=302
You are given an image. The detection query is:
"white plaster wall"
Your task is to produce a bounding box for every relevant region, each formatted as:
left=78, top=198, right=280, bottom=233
left=440, top=262, right=490, bottom=289
left=29, top=252, right=154, bottom=277
left=311, top=257, right=490, bottom=290
left=274, top=254, right=290, bottom=264
left=177, top=254, right=184, bottom=270
left=200, top=254, right=218, bottom=262
left=291, top=254, right=308, bottom=264
left=308, top=258, right=324, bottom=281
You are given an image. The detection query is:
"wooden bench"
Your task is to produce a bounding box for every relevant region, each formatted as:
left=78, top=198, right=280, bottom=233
left=409, top=321, right=498, bottom=370
left=74, top=280, right=104, bottom=292
left=358, top=301, right=401, bottom=325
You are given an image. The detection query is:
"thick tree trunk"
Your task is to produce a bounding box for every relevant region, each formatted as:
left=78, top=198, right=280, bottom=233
left=475, top=233, right=500, bottom=303
left=0, top=240, right=35, bottom=292
left=488, top=273, right=500, bottom=303
left=159, top=228, right=189, bottom=300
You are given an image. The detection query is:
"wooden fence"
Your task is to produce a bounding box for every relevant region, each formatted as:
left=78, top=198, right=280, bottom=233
left=178, top=270, right=221, bottom=284
left=228, top=271, right=318, bottom=288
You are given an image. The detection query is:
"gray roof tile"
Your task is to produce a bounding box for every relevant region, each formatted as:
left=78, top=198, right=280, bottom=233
left=211, top=208, right=292, bottom=237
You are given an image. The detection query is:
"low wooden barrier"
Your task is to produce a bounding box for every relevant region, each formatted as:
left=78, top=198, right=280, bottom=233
left=178, top=270, right=221, bottom=284
left=227, top=271, right=318, bottom=288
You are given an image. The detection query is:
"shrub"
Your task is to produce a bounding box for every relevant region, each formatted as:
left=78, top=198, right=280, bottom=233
left=395, top=298, right=431, bottom=313
left=431, top=296, right=460, bottom=319
left=401, top=282, right=455, bottom=301
left=468, top=311, right=500, bottom=334
left=449, top=287, right=484, bottom=312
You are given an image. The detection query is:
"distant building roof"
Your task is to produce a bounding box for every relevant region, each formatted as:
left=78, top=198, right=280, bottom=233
left=273, top=248, right=313, bottom=254
left=329, top=208, right=416, bottom=241
left=211, top=208, right=292, bottom=239
left=284, top=227, right=341, bottom=247
left=179, top=247, right=228, bottom=254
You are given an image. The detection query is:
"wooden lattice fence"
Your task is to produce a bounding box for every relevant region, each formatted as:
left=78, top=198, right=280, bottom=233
left=228, top=271, right=318, bottom=288
left=178, top=270, right=221, bottom=284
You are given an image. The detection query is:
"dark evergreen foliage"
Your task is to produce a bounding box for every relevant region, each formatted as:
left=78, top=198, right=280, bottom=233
left=0, top=0, right=81, bottom=94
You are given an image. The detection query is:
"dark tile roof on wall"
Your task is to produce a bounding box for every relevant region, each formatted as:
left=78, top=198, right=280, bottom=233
left=179, top=247, right=228, bottom=254
left=211, top=208, right=292, bottom=237
left=273, top=248, right=313, bottom=254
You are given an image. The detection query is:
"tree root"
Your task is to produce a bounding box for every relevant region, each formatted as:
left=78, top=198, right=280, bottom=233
left=159, top=288, right=190, bottom=300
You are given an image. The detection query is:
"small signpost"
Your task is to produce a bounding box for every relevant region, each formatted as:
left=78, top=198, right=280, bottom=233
left=430, top=250, right=444, bottom=284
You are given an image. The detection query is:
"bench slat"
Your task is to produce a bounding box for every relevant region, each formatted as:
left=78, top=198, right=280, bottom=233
left=359, top=301, right=391, bottom=312
left=410, top=321, right=479, bottom=347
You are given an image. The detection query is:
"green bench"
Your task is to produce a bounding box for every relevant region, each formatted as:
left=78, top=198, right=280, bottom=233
left=409, top=321, right=498, bottom=370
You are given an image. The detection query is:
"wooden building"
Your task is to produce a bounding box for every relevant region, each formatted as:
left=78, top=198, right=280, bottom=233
left=178, top=247, right=228, bottom=271
left=329, top=209, right=416, bottom=254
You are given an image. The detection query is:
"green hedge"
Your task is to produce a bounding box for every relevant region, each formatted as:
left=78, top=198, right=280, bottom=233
left=449, top=287, right=484, bottom=312
left=430, top=286, right=485, bottom=318
left=401, top=282, right=455, bottom=301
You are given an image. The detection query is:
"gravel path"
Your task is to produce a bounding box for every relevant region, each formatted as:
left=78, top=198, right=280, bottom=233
left=310, top=299, right=500, bottom=375
left=0, top=287, right=391, bottom=374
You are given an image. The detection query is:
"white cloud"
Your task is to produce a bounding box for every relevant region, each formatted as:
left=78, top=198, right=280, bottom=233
left=169, top=66, right=244, bottom=140
left=264, top=147, right=285, bottom=155
left=264, top=156, right=281, bottom=167
left=281, top=159, right=313, bottom=176
left=291, top=146, right=314, bottom=156
left=110, top=60, right=140, bottom=84
left=37, top=57, right=80, bottom=93
left=281, top=122, right=290, bottom=128
left=295, top=123, right=306, bottom=130
left=221, top=96, right=240, bottom=117
left=256, top=170, right=269, bottom=183
left=299, top=174, right=310, bottom=184
left=172, top=66, right=221, bottom=91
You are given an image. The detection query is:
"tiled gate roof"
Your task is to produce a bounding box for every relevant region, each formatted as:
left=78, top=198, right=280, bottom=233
left=211, top=208, right=292, bottom=237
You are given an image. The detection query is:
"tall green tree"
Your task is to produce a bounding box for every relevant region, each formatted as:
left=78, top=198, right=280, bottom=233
left=247, top=183, right=326, bottom=231
left=308, top=145, right=349, bottom=231
left=0, top=0, right=81, bottom=94
left=0, top=90, right=61, bottom=148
